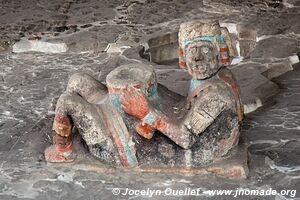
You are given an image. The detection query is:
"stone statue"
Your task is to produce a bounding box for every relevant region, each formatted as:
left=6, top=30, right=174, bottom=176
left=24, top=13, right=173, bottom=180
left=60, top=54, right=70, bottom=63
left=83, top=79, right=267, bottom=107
left=45, top=21, right=244, bottom=168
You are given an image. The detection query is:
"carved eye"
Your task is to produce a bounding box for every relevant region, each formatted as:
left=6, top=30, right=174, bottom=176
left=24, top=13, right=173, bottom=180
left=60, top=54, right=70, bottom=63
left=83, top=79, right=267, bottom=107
left=202, top=47, right=209, bottom=54
left=189, top=47, right=197, bottom=53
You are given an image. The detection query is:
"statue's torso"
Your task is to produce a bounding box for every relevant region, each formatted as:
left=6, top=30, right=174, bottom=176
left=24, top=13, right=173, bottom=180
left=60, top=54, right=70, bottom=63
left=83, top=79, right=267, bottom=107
left=89, top=67, right=242, bottom=167
left=125, top=68, right=242, bottom=167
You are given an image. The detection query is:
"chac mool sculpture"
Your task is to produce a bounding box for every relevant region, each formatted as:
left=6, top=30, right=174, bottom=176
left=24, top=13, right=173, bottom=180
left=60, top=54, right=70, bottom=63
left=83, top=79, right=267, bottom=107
left=45, top=21, right=244, bottom=168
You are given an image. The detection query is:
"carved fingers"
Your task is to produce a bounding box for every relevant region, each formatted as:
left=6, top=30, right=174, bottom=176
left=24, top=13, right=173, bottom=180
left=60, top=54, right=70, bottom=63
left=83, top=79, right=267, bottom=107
left=120, top=89, right=150, bottom=120
left=184, top=95, right=226, bottom=135
left=184, top=110, right=213, bottom=135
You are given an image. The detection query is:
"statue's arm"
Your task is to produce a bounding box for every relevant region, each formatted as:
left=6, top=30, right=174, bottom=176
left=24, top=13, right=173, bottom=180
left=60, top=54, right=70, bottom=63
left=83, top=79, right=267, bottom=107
left=183, top=92, right=227, bottom=136
left=142, top=109, right=192, bottom=148
left=120, top=87, right=229, bottom=149
left=143, top=92, right=227, bottom=149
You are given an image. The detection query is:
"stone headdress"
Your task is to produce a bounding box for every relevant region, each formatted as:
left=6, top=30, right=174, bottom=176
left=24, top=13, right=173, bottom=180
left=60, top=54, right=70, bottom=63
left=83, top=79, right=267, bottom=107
left=178, top=20, right=235, bottom=68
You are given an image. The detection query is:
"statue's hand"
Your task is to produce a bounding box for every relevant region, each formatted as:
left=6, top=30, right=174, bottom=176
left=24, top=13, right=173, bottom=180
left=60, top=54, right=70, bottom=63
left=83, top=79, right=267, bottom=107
left=120, top=89, right=150, bottom=120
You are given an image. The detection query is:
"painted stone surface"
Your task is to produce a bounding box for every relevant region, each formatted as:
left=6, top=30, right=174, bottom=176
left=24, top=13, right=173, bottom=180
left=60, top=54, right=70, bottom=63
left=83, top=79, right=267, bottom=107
left=45, top=21, right=244, bottom=171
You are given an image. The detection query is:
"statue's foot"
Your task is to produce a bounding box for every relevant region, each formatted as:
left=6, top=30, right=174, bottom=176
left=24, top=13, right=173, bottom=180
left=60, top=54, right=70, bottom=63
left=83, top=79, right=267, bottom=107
left=44, top=145, right=76, bottom=163
left=135, top=122, right=155, bottom=139
left=53, top=115, right=72, bottom=137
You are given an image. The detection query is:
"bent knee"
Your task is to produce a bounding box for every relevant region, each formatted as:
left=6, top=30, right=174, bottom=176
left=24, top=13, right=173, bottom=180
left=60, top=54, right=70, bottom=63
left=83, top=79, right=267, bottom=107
left=57, top=93, right=83, bottom=106
left=68, top=73, right=93, bottom=88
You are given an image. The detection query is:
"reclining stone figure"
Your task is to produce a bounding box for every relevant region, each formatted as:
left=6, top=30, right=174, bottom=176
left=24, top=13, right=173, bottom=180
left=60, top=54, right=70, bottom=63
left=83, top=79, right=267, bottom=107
left=45, top=21, right=244, bottom=168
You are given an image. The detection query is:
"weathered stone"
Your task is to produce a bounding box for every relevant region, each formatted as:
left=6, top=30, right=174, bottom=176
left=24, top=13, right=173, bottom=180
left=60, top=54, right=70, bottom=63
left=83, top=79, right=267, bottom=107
left=12, top=39, right=68, bottom=53
left=142, top=32, right=179, bottom=65
left=262, top=59, right=293, bottom=79
left=288, top=55, right=300, bottom=65
left=156, top=69, right=190, bottom=96
left=220, top=24, right=238, bottom=57
left=146, top=43, right=178, bottom=65
left=239, top=39, right=257, bottom=57
left=237, top=25, right=257, bottom=41
left=147, top=32, right=178, bottom=49
left=250, top=37, right=300, bottom=58
left=104, top=43, right=132, bottom=53
left=44, top=22, right=245, bottom=173
left=0, top=40, right=9, bottom=52
left=52, top=25, right=128, bottom=53
left=51, top=135, right=249, bottom=179
left=231, top=64, right=280, bottom=113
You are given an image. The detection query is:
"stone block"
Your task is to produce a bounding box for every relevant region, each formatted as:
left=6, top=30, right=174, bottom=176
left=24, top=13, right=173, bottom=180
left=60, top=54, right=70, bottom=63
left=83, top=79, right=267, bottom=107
left=288, top=55, right=299, bottom=65
left=250, top=37, right=299, bottom=58
left=155, top=69, right=190, bottom=96
left=239, top=39, right=257, bottom=58
left=237, top=26, right=257, bottom=41
left=13, top=39, right=67, bottom=53
left=54, top=134, right=249, bottom=179
left=65, top=31, right=109, bottom=53
left=147, top=32, right=178, bottom=49
left=147, top=43, right=179, bottom=65
left=262, top=59, right=293, bottom=79
left=231, top=65, right=280, bottom=113
left=143, top=32, right=180, bottom=65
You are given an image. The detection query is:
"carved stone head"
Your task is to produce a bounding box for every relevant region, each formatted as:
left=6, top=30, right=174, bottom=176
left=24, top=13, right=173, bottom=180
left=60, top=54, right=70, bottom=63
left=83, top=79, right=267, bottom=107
left=178, top=21, right=234, bottom=79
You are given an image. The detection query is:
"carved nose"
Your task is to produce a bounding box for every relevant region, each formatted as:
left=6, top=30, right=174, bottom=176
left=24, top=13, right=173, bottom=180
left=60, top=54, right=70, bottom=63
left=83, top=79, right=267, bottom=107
left=194, top=49, right=204, bottom=61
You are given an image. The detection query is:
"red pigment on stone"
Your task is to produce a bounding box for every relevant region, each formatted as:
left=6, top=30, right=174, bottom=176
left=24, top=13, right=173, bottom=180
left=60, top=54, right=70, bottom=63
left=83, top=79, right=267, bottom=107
left=220, top=58, right=230, bottom=65
left=219, top=47, right=229, bottom=53
left=180, top=61, right=187, bottom=68
left=227, top=168, right=242, bottom=178
left=54, top=114, right=71, bottom=126
left=178, top=47, right=184, bottom=56
left=135, top=122, right=155, bottom=139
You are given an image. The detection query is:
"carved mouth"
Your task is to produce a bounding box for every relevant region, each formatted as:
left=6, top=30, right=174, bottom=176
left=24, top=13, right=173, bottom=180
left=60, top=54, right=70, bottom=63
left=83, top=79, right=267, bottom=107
left=192, top=65, right=207, bottom=74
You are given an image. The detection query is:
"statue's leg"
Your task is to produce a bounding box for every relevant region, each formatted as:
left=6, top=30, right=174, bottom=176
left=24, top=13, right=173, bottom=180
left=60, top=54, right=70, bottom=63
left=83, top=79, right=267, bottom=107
left=66, top=72, right=107, bottom=103
left=45, top=93, right=119, bottom=165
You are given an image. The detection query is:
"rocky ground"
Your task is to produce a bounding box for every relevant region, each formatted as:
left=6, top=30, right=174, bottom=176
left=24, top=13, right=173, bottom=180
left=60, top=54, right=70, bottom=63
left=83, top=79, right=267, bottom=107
left=0, top=0, right=300, bottom=199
